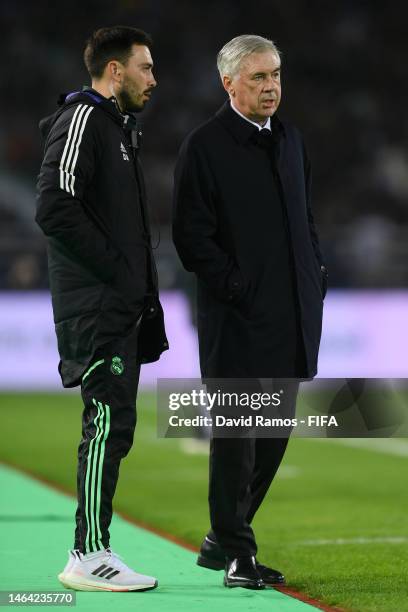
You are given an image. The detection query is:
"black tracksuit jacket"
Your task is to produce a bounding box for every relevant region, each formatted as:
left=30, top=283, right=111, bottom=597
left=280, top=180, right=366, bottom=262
left=36, top=88, right=168, bottom=387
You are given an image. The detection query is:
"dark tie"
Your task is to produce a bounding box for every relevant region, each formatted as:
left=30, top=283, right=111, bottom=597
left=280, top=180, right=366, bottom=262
left=254, top=128, right=273, bottom=149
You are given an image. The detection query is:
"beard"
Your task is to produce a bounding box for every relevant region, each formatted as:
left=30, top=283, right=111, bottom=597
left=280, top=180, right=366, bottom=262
left=116, top=76, right=148, bottom=113
left=117, top=88, right=144, bottom=113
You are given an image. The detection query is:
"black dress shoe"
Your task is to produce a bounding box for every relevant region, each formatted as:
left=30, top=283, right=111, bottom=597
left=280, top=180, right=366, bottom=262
left=197, top=536, right=285, bottom=585
left=256, top=563, right=285, bottom=586
left=197, top=536, right=225, bottom=570
left=224, top=556, right=265, bottom=589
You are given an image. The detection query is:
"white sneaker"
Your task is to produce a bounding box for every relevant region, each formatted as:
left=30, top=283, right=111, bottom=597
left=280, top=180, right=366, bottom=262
left=58, top=550, right=81, bottom=587
left=59, top=548, right=158, bottom=592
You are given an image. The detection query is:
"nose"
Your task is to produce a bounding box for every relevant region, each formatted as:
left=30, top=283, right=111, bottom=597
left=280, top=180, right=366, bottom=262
left=264, top=74, right=278, bottom=90
left=150, top=73, right=157, bottom=88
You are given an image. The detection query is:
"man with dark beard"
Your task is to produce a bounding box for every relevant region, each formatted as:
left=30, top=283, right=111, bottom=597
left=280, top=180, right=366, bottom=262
left=36, top=26, right=168, bottom=592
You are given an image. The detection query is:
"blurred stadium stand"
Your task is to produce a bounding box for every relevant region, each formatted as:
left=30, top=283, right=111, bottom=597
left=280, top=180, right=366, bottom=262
left=1, top=0, right=407, bottom=291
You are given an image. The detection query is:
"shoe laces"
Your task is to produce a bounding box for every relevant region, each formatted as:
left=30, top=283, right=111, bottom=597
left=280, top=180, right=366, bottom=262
left=105, top=549, right=129, bottom=571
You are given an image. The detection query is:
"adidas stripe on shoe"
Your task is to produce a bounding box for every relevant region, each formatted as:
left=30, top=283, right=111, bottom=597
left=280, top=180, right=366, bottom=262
left=58, top=548, right=158, bottom=592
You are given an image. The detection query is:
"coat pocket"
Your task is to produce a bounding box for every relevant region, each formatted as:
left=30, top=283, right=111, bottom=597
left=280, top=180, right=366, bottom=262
left=228, top=265, right=252, bottom=317
left=109, top=243, right=148, bottom=309
left=52, top=284, right=105, bottom=323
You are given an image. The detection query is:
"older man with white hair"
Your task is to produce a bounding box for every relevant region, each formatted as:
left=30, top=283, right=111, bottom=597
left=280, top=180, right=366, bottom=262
left=173, top=35, right=327, bottom=589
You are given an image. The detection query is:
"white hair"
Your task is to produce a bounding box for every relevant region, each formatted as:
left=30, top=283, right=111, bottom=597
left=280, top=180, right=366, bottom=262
left=217, top=34, right=281, bottom=80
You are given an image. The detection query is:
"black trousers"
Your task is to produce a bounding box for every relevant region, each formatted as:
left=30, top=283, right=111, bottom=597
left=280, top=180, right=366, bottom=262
left=73, top=325, right=141, bottom=554
left=207, top=379, right=299, bottom=558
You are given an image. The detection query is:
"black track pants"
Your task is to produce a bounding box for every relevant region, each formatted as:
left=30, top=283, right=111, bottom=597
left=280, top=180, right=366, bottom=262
left=73, top=332, right=141, bottom=554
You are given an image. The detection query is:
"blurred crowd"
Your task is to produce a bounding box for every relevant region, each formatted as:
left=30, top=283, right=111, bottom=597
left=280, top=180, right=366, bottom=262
left=1, top=0, right=407, bottom=290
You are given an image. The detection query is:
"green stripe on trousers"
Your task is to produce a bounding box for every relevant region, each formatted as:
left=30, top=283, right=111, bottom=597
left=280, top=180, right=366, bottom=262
left=84, top=399, right=111, bottom=553
left=82, top=359, right=105, bottom=382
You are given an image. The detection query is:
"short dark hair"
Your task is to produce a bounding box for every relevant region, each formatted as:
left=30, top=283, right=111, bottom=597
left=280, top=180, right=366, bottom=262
left=84, top=26, right=153, bottom=79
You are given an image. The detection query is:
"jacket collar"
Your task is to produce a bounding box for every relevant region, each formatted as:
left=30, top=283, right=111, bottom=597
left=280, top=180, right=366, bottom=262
left=60, top=87, right=136, bottom=130
left=215, top=100, right=285, bottom=144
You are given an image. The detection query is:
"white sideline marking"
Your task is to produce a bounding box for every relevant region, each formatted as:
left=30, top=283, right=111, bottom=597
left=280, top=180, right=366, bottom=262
left=316, top=438, right=408, bottom=457
left=179, top=440, right=300, bottom=477
left=275, top=465, right=300, bottom=478
left=179, top=439, right=209, bottom=455
left=297, top=536, right=408, bottom=546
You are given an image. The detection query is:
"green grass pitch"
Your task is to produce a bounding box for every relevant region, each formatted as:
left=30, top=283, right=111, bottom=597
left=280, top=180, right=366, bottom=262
left=1, top=392, right=407, bottom=611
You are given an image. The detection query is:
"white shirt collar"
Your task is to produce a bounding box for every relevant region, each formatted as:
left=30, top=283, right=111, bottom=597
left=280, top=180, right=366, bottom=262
left=230, top=101, right=271, bottom=131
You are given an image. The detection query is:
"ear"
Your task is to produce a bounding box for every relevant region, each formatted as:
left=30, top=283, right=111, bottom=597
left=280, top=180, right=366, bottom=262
left=106, top=60, right=122, bottom=81
left=222, top=75, right=234, bottom=96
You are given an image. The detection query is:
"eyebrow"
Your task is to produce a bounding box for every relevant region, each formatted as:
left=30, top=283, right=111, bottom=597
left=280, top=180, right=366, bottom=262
left=252, top=66, right=281, bottom=75
left=139, top=62, right=154, bottom=68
